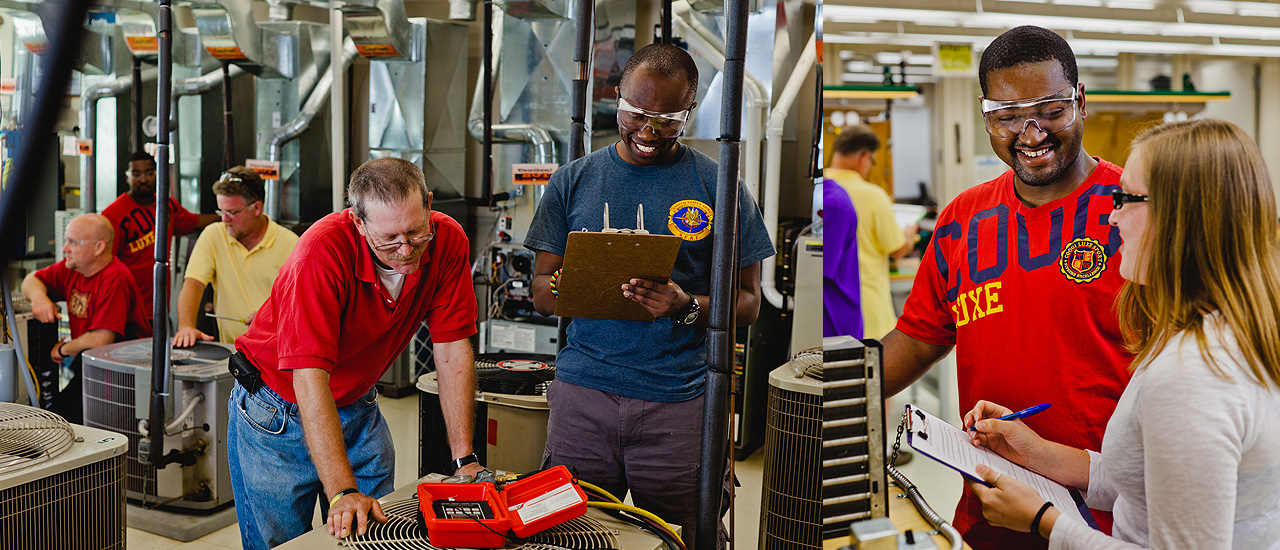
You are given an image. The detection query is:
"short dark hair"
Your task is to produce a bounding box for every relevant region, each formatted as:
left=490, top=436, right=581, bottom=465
left=833, top=124, right=880, bottom=157
left=978, top=26, right=1078, bottom=96
left=128, top=151, right=156, bottom=169
left=620, top=43, right=699, bottom=101
left=347, top=157, right=429, bottom=220
left=212, top=166, right=265, bottom=205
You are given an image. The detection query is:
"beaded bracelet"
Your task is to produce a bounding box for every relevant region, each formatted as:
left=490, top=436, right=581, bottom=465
left=549, top=268, right=562, bottom=296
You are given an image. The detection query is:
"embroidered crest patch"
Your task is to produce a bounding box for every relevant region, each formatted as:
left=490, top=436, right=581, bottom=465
left=1059, top=237, right=1107, bottom=283
left=668, top=200, right=713, bottom=241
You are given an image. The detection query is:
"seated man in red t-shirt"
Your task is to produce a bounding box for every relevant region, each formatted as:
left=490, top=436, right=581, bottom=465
left=21, top=214, right=151, bottom=421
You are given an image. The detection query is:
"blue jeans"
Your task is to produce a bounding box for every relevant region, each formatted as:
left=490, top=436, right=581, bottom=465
left=227, top=382, right=395, bottom=550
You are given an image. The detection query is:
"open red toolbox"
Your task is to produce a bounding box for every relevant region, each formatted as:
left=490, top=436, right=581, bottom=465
left=418, top=465, right=588, bottom=548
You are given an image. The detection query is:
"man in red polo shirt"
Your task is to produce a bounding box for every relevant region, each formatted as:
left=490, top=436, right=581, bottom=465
left=228, top=158, right=483, bottom=549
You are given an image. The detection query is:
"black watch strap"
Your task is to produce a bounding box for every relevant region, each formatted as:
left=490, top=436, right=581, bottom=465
left=451, top=453, right=479, bottom=472
left=675, top=293, right=700, bottom=325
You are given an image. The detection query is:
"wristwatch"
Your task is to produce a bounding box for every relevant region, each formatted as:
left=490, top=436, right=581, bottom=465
left=674, top=293, right=700, bottom=325
left=451, top=453, right=480, bottom=472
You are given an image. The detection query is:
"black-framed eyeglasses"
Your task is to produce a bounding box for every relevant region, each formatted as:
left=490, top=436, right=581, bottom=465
left=216, top=201, right=260, bottom=219
left=368, top=223, right=436, bottom=252
left=1112, top=189, right=1148, bottom=210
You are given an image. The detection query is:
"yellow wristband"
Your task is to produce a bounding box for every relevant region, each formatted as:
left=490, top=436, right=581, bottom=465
left=329, top=488, right=358, bottom=508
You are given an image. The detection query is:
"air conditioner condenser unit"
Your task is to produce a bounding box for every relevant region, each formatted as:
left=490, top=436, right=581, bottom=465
left=81, top=339, right=235, bottom=510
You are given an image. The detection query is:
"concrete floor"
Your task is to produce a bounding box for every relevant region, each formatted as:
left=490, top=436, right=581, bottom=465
left=126, top=390, right=767, bottom=550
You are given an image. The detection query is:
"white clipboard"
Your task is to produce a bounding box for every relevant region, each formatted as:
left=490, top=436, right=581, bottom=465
left=905, top=404, right=1099, bottom=530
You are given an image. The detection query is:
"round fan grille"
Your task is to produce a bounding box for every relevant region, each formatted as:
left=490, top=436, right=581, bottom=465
left=0, top=402, right=76, bottom=477
left=790, top=347, right=823, bottom=380
left=475, top=353, right=555, bottom=396
left=340, top=498, right=617, bottom=550
left=101, top=340, right=232, bottom=368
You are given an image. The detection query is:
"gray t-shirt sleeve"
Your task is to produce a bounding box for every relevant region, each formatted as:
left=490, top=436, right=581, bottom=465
left=735, top=178, right=775, bottom=268
left=524, top=168, right=572, bottom=256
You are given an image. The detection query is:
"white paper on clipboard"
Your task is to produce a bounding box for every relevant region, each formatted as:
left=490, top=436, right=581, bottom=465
left=905, top=404, right=1098, bottom=529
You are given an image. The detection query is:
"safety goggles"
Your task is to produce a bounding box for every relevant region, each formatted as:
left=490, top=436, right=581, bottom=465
left=617, top=97, right=693, bottom=138
left=980, top=87, right=1079, bottom=139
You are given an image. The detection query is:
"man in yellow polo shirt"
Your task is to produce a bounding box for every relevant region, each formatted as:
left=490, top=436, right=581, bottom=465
left=173, top=167, right=300, bottom=347
left=828, top=125, right=917, bottom=338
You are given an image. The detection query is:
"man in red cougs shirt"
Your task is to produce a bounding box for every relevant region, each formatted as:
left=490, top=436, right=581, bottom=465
left=100, top=151, right=217, bottom=322
left=882, top=26, right=1132, bottom=550
left=22, top=213, right=150, bottom=422
left=227, top=158, right=484, bottom=549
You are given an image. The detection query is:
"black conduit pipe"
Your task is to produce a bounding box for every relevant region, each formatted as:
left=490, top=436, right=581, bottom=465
left=221, top=61, right=234, bottom=170
left=132, top=57, right=145, bottom=153
left=560, top=0, right=594, bottom=352
left=568, top=0, right=591, bottom=159
left=144, top=0, right=176, bottom=470
left=482, top=0, right=494, bottom=206
left=696, top=0, right=748, bottom=548
left=0, top=0, right=92, bottom=266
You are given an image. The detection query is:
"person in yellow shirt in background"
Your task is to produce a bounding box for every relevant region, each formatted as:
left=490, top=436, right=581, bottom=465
left=173, top=167, right=300, bottom=347
left=827, top=125, right=918, bottom=338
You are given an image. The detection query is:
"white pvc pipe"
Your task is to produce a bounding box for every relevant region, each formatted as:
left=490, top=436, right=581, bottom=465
left=761, top=32, right=816, bottom=310
left=331, top=7, right=346, bottom=214
left=673, top=16, right=768, bottom=200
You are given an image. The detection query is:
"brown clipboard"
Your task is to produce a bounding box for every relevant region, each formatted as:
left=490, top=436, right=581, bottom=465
left=553, top=231, right=683, bottom=322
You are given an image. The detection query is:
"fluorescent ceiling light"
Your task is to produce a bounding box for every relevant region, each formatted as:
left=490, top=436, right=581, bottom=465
left=823, top=5, right=1280, bottom=41
left=824, top=30, right=1280, bottom=57
left=1106, top=0, right=1156, bottom=9
left=1053, top=0, right=1103, bottom=6
left=1238, top=7, right=1280, bottom=16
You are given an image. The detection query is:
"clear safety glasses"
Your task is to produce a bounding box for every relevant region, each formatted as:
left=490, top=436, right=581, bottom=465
left=617, top=97, right=693, bottom=138
left=980, top=87, right=1079, bottom=139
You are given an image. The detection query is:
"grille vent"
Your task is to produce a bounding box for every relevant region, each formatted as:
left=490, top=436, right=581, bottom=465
left=340, top=498, right=617, bottom=549
left=759, top=365, right=821, bottom=550
left=820, top=338, right=888, bottom=540
left=81, top=364, right=156, bottom=498
left=0, top=404, right=127, bottom=550
left=0, top=404, right=74, bottom=475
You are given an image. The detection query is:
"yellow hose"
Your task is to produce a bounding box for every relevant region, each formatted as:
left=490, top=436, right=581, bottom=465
left=585, top=501, right=681, bottom=545
left=576, top=480, right=622, bottom=504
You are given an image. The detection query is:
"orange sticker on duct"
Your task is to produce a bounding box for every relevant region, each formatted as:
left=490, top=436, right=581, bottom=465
left=126, top=36, right=159, bottom=53
left=206, top=46, right=248, bottom=60
left=246, top=159, right=280, bottom=181
left=355, top=44, right=400, bottom=58
left=24, top=42, right=49, bottom=55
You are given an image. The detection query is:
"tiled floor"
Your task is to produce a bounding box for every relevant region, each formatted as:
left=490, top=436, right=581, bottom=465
left=126, top=391, right=766, bottom=550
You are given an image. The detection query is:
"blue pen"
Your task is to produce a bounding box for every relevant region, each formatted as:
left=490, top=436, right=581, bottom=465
left=968, top=403, right=1051, bottom=430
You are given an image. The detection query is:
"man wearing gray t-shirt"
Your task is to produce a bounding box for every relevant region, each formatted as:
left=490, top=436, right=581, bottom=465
left=524, top=43, right=775, bottom=550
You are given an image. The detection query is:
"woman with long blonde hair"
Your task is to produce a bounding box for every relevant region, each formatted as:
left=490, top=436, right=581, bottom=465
left=962, top=118, right=1280, bottom=549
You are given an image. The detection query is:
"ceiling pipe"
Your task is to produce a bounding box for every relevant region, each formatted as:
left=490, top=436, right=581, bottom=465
left=673, top=15, right=767, bottom=201
left=82, top=67, right=159, bottom=212
left=697, top=0, right=748, bottom=546
left=760, top=32, right=816, bottom=311
left=264, top=37, right=356, bottom=220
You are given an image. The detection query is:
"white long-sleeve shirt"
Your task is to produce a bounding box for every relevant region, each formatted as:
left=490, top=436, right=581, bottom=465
left=1049, top=318, right=1280, bottom=550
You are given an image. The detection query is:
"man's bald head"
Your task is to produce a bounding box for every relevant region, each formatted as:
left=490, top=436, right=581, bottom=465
left=71, top=214, right=115, bottom=249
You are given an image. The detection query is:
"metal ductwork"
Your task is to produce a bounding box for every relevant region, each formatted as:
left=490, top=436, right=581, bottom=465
left=190, top=0, right=329, bottom=82
left=468, top=61, right=556, bottom=166
left=339, top=0, right=414, bottom=61
left=265, top=37, right=357, bottom=219
left=82, top=67, right=158, bottom=212
left=495, top=0, right=570, bottom=20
